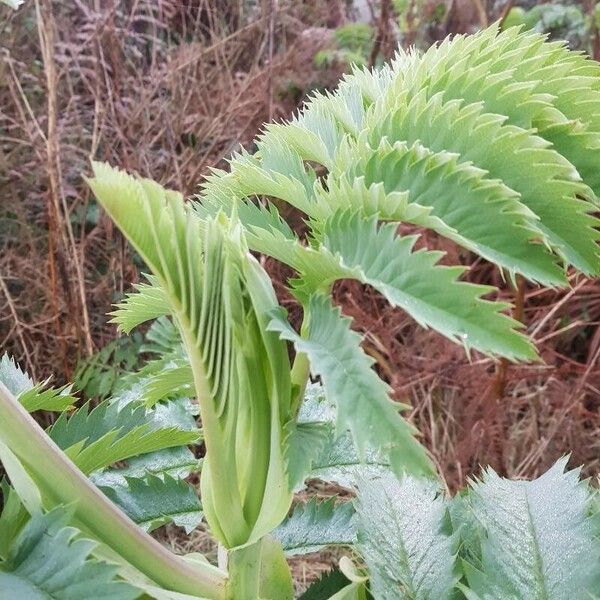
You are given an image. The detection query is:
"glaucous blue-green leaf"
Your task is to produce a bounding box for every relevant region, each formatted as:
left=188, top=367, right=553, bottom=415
left=0, top=507, right=140, bottom=600
left=273, top=498, right=356, bottom=556
left=461, top=458, right=600, bottom=599
left=355, top=472, right=458, bottom=599
left=288, top=384, right=392, bottom=490
left=100, top=474, right=202, bottom=533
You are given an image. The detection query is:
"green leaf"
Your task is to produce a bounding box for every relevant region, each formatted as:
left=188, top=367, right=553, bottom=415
left=100, top=474, right=203, bottom=533
left=88, top=163, right=294, bottom=549
left=246, top=210, right=536, bottom=361
left=47, top=399, right=198, bottom=474
left=372, top=88, right=600, bottom=275
left=345, top=140, right=564, bottom=285
left=0, top=354, right=75, bottom=413
left=461, top=457, right=600, bottom=599
left=0, top=382, right=227, bottom=598
left=91, top=447, right=199, bottom=488
left=290, top=385, right=392, bottom=489
left=273, top=498, right=356, bottom=556
left=0, top=481, right=28, bottom=561
left=311, top=210, right=537, bottom=361
left=298, top=569, right=353, bottom=600
left=110, top=275, right=171, bottom=334
left=406, top=24, right=600, bottom=197
left=141, top=316, right=182, bottom=355
left=355, top=472, right=457, bottom=600
left=73, top=335, right=142, bottom=401
left=0, top=507, right=140, bottom=600
left=140, top=364, right=194, bottom=407
left=18, top=386, right=76, bottom=413
left=269, top=295, right=434, bottom=477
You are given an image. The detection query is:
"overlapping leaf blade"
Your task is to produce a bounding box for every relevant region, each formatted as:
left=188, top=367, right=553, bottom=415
left=88, top=162, right=294, bottom=549
left=47, top=399, right=198, bottom=474
left=269, top=295, right=434, bottom=477
left=273, top=498, right=356, bottom=556
left=355, top=472, right=457, bottom=600
left=100, top=474, right=202, bottom=533
left=461, top=458, right=600, bottom=599
left=0, top=354, right=75, bottom=413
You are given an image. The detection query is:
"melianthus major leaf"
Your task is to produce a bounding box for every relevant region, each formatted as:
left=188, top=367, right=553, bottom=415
left=140, top=363, right=194, bottom=407
left=196, top=203, right=537, bottom=361
left=272, top=498, right=356, bottom=556
left=0, top=481, right=28, bottom=562
left=460, top=457, right=600, bottom=599
left=369, top=83, right=600, bottom=275
left=91, top=446, right=199, bottom=488
left=269, top=294, right=434, bottom=478
left=47, top=399, right=199, bottom=474
left=355, top=472, right=458, bottom=600
left=398, top=24, right=600, bottom=197
left=89, top=360, right=202, bottom=532
left=140, top=316, right=182, bottom=355
left=73, top=335, right=142, bottom=401
left=0, top=507, right=140, bottom=600
left=110, top=275, right=171, bottom=334
left=337, top=139, right=564, bottom=286
left=91, top=388, right=201, bottom=528
left=99, top=474, right=202, bottom=534
left=0, top=354, right=75, bottom=413
left=287, top=384, right=392, bottom=490
left=88, top=163, right=294, bottom=549
left=195, top=25, right=600, bottom=362
left=298, top=569, right=355, bottom=600
left=310, top=210, right=536, bottom=361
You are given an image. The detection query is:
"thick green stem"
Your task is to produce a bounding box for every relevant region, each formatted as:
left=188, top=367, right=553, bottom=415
left=227, top=536, right=293, bottom=600
left=0, top=382, right=227, bottom=599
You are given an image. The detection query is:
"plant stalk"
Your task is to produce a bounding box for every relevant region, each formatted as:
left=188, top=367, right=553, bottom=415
left=0, top=381, right=227, bottom=599
left=227, top=536, right=293, bottom=600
